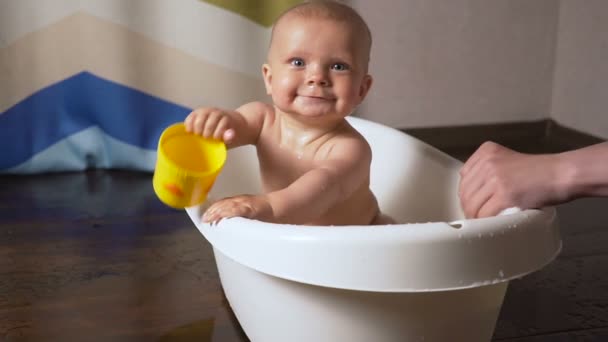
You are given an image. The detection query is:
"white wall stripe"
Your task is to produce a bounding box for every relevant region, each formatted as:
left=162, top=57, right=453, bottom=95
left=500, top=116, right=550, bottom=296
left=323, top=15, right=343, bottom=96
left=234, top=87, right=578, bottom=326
left=1, top=13, right=268, bottom=113
left=1, top=0, right=272, bottom=78
left=0, top=0, right=79, bottom=47
left=83, top=0, right=271, bottom=78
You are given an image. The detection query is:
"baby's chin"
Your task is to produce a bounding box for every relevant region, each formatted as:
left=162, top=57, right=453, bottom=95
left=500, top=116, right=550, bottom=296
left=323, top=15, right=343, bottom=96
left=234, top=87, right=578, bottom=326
left=281, top=109, right=346, bottom=125
left=297, top=103, right=349, bottom=118
left=273, top=101, right=349, bottom=122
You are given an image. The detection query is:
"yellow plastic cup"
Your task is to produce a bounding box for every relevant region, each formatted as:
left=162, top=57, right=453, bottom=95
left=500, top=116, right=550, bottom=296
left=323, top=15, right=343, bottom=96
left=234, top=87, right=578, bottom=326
left=153, top=123, right=227, bottom=209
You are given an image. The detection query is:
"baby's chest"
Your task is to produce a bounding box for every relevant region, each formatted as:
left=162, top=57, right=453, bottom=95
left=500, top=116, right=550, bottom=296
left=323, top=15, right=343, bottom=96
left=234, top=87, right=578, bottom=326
left=256, top=144, right=316, bottom=186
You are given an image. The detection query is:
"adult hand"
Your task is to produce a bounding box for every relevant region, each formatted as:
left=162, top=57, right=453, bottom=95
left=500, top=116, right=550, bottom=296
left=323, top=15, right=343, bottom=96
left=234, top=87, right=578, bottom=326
left=458, top=141, right=564, bottom=218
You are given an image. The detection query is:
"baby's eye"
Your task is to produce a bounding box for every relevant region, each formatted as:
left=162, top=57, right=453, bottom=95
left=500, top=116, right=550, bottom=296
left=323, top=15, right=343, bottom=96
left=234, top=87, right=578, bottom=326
left=331, top=63, right=349, bottom=71
left=290, top=58, right=305, bottom=67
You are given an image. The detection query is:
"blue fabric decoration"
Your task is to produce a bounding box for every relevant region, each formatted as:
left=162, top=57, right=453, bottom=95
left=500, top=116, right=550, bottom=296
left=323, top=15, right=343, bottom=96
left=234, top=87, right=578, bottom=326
left=0, top=72, right=191, bottom=173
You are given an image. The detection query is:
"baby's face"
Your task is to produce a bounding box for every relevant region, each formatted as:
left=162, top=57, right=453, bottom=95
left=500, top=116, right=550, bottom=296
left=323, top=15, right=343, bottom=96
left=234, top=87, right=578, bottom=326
left=263, top=16, right=372, bottom=124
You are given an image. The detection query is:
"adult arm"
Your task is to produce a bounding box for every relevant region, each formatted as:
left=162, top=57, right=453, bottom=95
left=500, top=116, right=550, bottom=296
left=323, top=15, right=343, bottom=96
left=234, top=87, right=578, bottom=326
left=458, top=141, right=608, bottom=218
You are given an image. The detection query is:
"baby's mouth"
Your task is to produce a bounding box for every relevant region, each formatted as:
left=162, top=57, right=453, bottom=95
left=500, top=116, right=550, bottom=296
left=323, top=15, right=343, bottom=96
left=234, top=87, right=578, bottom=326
left=297, top=94, right=335, bottom=101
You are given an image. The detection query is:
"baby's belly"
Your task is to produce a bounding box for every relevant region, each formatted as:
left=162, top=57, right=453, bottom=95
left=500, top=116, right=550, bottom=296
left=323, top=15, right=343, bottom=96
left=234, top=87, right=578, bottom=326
left=311, top=195, right=378, bottom=226
left=258, top=158, right=378, bottom=226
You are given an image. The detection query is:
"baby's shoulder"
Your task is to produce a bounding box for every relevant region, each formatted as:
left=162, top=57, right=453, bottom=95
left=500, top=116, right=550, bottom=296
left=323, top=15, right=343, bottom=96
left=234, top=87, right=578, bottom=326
left=326, top=124, right=372, bottom=159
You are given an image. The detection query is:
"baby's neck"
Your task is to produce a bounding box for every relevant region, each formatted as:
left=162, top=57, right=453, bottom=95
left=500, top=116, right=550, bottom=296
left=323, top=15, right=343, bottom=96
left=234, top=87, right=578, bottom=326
left=277, top=111, right=345, bottom=150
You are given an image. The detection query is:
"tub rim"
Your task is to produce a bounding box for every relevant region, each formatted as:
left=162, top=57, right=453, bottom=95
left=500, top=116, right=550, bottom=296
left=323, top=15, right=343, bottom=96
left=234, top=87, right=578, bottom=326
left=186, top=206, right=561, bottom=292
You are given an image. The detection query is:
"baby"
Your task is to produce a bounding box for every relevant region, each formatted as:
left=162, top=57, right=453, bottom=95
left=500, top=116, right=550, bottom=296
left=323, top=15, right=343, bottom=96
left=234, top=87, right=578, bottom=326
left=186, top=0, right=394, bottom=226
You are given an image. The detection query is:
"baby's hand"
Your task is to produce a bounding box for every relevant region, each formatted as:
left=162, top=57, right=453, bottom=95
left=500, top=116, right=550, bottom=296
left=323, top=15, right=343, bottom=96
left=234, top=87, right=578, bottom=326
left=185, top=107, right=235, bottom=143
left=202, top=195, right=274, bottom=224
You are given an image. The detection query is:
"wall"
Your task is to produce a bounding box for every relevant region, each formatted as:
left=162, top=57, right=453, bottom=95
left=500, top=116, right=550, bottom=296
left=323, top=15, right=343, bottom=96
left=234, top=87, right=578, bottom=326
left=551, top=0, right=608, bottom=139
left=0, top=0, right=295, bottom=173
left=352, top=0, right=559, bottom=129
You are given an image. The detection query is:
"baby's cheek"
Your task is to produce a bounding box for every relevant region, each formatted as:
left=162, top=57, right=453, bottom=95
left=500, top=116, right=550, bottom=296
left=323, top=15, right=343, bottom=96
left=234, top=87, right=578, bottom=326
left=278, top=74, right=298, bottom=88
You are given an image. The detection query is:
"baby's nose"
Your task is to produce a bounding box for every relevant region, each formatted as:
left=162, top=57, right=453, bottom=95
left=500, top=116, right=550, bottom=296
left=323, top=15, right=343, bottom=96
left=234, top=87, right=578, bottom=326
left=306, top=67, right=330, bottom=86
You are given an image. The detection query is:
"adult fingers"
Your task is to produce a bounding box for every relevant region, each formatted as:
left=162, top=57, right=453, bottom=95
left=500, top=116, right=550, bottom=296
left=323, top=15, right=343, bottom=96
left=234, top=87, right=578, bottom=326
left=459, top=154, right=491, bottom=206
left=464, top=178, right=495, bottom=218
left=477, top=195, right=509, bottom=218
left=460, top=141, right=501, bottom=177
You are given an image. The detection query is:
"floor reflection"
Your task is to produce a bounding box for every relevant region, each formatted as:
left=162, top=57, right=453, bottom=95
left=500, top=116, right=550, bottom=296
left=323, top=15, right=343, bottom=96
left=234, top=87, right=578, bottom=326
left=158, top=318, right=215, bottom=342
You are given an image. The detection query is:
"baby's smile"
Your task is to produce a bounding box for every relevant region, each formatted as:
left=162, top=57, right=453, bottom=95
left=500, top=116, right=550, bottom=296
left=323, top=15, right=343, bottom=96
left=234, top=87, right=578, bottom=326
left=295, top=95, right=336, bottom=112
left=296, top=92, right=335, bottom=103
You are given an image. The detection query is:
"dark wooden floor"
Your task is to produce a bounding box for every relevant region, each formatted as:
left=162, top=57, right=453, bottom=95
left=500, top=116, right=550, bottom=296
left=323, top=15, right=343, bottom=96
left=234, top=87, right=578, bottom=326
left=1, top=129, right=607, bottom=341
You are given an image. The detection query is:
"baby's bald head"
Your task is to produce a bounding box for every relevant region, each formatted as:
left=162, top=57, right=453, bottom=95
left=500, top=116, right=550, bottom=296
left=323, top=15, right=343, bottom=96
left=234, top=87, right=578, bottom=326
left=269, top=1, right=372, bottom=66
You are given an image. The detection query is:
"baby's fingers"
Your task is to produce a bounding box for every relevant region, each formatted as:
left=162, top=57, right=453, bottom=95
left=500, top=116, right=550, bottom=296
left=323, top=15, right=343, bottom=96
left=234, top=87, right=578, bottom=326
left=185, top=109, right=211, bottom=135
left=202, top=199, right=247, bottom=224
left=184, top=111, right=198, bottom=132
left=214, top=117, right=235, bottom=143
left=202, top=114, right=222, bottom=138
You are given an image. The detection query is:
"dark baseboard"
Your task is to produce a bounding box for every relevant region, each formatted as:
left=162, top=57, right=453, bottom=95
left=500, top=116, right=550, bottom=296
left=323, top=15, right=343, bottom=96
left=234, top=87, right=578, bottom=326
left=544, top=120, right=606, bottom=150
left=401, top=119, right=605, bottom=160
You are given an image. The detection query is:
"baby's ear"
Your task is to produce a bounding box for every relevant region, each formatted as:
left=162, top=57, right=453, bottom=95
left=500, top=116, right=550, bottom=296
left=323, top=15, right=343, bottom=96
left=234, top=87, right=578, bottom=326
left=262, top=64, right=273, bottom=95
left=358, top=74, right=373, bottom=102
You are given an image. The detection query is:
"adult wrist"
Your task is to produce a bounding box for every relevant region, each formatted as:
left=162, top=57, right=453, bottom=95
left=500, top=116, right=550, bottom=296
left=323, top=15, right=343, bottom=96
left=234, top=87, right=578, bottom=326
left=554, top=150, right=581, bottom=202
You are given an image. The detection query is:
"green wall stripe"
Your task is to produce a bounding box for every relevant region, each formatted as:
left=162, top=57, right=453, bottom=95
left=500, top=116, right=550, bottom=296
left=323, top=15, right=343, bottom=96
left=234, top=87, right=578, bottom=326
left=201, top=0, right=303, bottom=27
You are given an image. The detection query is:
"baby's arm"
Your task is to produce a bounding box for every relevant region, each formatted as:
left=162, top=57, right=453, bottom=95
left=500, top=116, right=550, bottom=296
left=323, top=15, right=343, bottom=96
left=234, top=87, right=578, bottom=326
left=184, top=101, right=268, bottom=147
left=267, top=141, right=371, bottom=224
left=203, top=137, right=372, bottom=224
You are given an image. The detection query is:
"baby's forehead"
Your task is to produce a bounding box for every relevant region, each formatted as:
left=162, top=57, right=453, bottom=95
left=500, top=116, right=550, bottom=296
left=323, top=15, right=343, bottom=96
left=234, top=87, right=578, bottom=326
left=271, top=14, right=370, bottom=56
left=275, top=11, right=366, bottom=38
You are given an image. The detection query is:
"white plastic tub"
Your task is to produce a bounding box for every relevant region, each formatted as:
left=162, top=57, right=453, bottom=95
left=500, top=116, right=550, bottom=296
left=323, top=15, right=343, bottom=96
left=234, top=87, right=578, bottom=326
left=186, top=117, right=561, bottom=342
